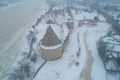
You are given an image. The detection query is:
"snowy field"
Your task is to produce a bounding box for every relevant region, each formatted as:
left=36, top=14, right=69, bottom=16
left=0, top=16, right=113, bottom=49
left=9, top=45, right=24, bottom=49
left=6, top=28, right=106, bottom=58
left=1, top=0, right=120, bottom=80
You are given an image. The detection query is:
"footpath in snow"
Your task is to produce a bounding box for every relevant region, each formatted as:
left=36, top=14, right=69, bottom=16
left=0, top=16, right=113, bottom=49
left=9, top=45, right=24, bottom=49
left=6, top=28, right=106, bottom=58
left=79, top=22, right=110, bottom=80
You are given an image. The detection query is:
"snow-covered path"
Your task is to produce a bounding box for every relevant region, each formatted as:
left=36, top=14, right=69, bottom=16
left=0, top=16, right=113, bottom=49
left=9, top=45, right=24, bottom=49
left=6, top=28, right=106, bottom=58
left=79, top=22, right=111, bottom=80
left=80, top=30, right=94, bottom=80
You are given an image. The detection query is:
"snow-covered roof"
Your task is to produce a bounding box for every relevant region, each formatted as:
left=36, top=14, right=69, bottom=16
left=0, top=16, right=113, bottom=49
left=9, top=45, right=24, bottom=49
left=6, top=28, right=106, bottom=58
left=41, top=25, right=61, bottom=46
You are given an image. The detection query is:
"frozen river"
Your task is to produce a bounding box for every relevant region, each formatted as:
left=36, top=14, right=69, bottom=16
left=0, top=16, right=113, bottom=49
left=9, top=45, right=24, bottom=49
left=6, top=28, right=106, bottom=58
left=0, top=0, right=47, bottom=53
left=0, top=0, right=48, bottom=79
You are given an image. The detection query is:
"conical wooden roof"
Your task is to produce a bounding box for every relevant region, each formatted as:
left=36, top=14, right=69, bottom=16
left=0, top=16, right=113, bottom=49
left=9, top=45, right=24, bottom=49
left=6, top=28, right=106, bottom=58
left=41, top=25, right=61, bottom=46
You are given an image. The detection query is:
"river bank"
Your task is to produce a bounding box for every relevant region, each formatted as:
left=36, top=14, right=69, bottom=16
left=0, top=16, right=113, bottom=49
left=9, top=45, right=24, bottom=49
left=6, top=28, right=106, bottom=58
left=0, top=0, right=48, bottom=79
left=0, top=0, right=48, bottom=53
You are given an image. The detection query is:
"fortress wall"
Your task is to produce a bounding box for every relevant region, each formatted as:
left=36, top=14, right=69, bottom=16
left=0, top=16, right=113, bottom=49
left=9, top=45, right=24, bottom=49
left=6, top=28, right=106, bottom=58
left=40, top=35, right=69, bottom=61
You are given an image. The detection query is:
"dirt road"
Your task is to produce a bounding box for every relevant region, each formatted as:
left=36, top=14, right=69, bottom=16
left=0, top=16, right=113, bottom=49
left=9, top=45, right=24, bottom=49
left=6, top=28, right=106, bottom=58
left=80, top=31, right=94, bottom=80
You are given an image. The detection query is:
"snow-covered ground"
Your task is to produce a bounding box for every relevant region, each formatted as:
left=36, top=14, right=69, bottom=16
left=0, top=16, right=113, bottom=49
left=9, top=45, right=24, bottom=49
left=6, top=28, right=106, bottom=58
left=3, top=1, right=120, bottom=80
left=34, top=22, right=111, bottom=80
